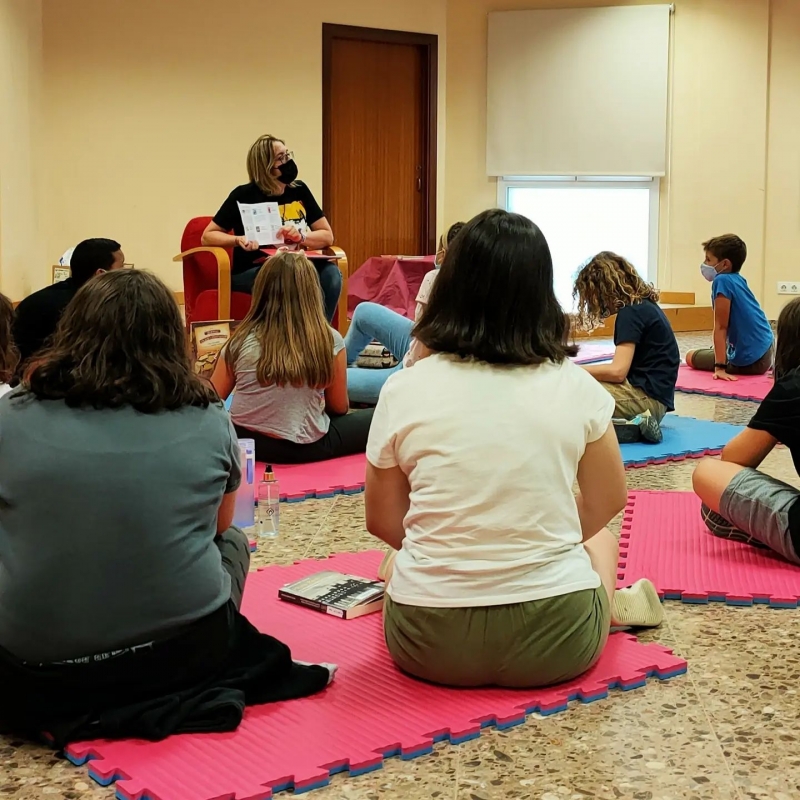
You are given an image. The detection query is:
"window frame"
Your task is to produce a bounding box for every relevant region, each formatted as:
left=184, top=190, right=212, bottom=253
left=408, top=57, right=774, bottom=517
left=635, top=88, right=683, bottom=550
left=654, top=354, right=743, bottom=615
left=496, top=176, right=661, bottom=284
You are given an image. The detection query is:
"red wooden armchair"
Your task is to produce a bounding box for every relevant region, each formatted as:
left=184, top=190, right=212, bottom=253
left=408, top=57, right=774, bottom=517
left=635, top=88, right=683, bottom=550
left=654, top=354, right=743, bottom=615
left=173, top=216, right=351, bottom=332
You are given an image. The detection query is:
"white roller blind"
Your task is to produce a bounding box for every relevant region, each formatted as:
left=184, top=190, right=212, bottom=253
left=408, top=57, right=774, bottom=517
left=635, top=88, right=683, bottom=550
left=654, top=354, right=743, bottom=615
left=487, top=5, right=671, bottom=177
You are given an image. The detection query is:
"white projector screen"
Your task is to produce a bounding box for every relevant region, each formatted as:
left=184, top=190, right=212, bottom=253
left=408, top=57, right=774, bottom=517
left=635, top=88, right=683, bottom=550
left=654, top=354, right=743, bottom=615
left=487, top=5, right=671, bottom=177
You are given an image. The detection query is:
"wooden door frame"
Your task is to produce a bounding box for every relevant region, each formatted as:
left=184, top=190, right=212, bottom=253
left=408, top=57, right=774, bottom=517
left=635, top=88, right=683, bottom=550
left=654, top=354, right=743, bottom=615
left=322, top=23, right=439, bottom=256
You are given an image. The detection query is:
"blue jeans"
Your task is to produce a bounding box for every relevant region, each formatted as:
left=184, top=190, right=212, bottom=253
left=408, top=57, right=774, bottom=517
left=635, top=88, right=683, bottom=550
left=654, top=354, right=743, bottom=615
left=231, top=260, right=342, bottom=323
left=344, top=302, right=414, bottom=405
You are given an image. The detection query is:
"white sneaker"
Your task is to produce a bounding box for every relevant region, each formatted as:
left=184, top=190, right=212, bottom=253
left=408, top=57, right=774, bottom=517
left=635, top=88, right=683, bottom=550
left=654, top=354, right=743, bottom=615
left=612, top=579, right=664, bottom=628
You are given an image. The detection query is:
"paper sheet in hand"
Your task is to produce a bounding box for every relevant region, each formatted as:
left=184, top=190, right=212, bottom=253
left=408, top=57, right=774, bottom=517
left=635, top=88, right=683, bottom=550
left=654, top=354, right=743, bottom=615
left=237, top=201, right=283, bottom=246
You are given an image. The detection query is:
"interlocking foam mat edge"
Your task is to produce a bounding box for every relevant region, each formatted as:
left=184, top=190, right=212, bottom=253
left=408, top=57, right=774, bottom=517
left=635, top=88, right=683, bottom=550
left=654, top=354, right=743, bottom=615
left=674, top=365, right=773, bottom=403
left=261, top=416, right=742, bottom=503
left=610, top=415, right=742, bottom=469
left=66, top=643, right=687, bottom=798
left=257, top=457, right=366, bottom=503
left=65, top=552, right=687, bottom=800
left=617, top=490, right=800, bottom=608
left=570, top=345, right=614, bottom=365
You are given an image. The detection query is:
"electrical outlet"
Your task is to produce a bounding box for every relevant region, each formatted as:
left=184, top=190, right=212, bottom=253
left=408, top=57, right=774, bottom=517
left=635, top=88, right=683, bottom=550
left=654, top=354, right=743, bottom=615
left=777, top=281, right=800, bottom=295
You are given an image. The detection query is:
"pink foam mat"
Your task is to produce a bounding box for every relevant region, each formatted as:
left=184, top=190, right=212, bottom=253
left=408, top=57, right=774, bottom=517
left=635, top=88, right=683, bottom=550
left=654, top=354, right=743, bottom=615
left=675, top=365, right=773, bottom=402
left=617, top=491, right=800, bottom=608
left=260, top=416, right=740, bottom=503
left=570, top=343, right=614, bottom=364
left=257, top=456, right=367, bottom=502
left=67, top=551, right=687, bottom=800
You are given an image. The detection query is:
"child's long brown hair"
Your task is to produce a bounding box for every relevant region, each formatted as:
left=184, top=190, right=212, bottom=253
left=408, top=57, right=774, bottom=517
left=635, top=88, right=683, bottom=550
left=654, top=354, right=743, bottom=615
left=775, top=297, right=800, bottom=379
left=0, top=294, right=19, bottom=383
left=24, top=271, right=216, bottom=411
left=573, top=251, right=659, bottom=331
left=226, top=252, right=334, bottom=389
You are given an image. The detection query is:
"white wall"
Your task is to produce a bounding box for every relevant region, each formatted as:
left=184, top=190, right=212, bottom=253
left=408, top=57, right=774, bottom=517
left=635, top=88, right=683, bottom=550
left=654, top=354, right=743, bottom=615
left=445, top=0, right=800, bottom=318
left=40, top=0, right=447, bottom=291
left=0, top=0, right=44, bottom=299
left=4, top=0, right=798, bottom=316
left=764, top=0, right=800, bottom=318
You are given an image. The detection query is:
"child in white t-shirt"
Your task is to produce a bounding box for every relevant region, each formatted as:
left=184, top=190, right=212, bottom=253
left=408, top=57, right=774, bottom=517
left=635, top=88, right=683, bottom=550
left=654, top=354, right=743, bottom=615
left=344, top=223, right=465, bottom=404
left=366, top=210, right=663, bottom=689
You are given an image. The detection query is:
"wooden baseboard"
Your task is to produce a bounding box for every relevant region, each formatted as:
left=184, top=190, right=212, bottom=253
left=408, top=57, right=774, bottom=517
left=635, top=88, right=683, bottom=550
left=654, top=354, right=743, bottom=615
left=663, top=304, right=714, bottom=332
left=573, top=304, right=713, bottom=339
left=659, top=291, right=695, bottom=305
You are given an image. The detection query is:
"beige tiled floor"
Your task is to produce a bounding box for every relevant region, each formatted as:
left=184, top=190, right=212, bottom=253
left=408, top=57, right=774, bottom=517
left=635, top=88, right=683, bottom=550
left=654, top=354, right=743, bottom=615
left=3, top=333, right=799, bottom=800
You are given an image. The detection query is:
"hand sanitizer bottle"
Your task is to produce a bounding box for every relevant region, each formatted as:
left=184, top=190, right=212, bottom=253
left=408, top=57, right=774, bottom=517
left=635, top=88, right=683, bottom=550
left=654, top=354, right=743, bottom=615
left=257, top=466, right=280, bottom=538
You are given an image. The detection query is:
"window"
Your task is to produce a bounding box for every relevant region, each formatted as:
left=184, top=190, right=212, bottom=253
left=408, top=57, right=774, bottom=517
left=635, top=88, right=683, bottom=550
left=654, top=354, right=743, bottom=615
left=498, top=177, right=660, bottom=311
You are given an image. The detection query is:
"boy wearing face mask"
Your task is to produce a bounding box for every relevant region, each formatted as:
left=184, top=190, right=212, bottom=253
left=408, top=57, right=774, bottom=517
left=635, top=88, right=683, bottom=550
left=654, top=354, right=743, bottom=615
left=686, top=234, right=774, bottom=382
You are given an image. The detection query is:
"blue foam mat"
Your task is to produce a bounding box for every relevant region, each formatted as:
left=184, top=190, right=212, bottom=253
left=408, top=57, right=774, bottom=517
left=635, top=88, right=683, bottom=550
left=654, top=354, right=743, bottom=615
left=620, top=415, right=743, bottom=468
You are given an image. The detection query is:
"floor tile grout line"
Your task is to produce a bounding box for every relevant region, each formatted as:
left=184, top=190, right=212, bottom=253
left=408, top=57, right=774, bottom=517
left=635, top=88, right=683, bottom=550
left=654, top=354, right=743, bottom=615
left=662, top=610, right=746, bottom=800
left=452, top=739, right=461, bottom=800
left=683, top=678, right=745, bottom=800
left=299, top=495, right=339, bottom=560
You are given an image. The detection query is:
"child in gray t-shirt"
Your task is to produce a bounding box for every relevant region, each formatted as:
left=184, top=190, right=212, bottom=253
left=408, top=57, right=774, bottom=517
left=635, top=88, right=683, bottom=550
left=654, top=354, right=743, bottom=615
left=0, top=269, right=331, bottom=743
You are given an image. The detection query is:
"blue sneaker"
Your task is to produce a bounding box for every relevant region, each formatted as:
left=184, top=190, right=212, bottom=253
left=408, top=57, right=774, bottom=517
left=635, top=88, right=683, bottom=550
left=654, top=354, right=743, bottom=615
left=635, top=410, right=663, bottom=444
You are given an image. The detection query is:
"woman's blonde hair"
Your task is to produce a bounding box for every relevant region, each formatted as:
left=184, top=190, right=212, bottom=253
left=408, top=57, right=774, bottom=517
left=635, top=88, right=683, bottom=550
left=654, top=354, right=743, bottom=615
left=573, top=251, right=660, bottom=331
left=435, top=221, right=465, bottom=264
left=226, top=252, right=334, bottom=389
left=246, top=134, right=285, bottom=195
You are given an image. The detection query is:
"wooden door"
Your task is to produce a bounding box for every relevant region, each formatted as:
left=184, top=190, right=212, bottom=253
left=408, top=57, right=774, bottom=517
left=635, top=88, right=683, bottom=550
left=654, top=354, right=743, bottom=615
left=323, top=26, right=437, bottom=274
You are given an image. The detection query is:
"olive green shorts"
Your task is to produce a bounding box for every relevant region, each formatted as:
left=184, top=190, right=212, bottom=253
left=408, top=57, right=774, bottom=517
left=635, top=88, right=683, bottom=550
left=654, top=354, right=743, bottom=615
left=601, top=379, right=667, bottom=423
left=383, top=587, right=610, bottom=688
left=689, top=344, right=774, bottom=375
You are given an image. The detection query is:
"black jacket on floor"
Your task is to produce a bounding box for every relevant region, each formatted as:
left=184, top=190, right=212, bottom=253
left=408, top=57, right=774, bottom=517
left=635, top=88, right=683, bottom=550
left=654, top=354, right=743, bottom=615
left=0, top=602, right=328, bottom=748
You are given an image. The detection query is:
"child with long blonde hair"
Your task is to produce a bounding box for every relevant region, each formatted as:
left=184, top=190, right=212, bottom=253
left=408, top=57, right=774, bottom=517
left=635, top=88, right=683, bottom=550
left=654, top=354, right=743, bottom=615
left=573, top=252, right=679, bottom=443
left=211, top=252, right=372, bottom=463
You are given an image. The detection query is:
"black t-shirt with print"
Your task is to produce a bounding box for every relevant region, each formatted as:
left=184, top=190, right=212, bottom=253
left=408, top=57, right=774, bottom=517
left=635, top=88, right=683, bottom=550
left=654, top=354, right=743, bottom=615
left=613, top=300, right=680, bottom=411
left=748, top=369, right=800, bottom=541
left=212, top=181, right=325, bottom=274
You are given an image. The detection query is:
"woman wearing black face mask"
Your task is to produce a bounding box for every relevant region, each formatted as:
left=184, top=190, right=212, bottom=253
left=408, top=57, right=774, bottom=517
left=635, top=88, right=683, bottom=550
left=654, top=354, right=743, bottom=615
left=202, top=134, right=340, bottom=320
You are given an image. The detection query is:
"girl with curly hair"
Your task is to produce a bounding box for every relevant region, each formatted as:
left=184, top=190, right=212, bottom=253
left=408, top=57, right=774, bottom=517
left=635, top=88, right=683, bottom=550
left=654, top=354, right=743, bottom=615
left=573, top=252, right=679, bottom=443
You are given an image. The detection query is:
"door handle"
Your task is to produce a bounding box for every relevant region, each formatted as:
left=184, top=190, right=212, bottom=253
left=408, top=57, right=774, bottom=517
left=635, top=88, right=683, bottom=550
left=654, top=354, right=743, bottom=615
left=416, top=177, right=422, bottom=192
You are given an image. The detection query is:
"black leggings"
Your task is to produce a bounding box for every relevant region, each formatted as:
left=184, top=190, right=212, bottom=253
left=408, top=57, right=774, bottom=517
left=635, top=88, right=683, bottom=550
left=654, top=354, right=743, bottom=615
left=234, top=408, right=374, bottom=464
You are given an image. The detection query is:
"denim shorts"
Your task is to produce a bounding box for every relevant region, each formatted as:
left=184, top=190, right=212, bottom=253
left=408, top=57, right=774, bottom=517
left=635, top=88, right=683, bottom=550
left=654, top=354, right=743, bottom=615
left=719, top=467, right=800, bottom=564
